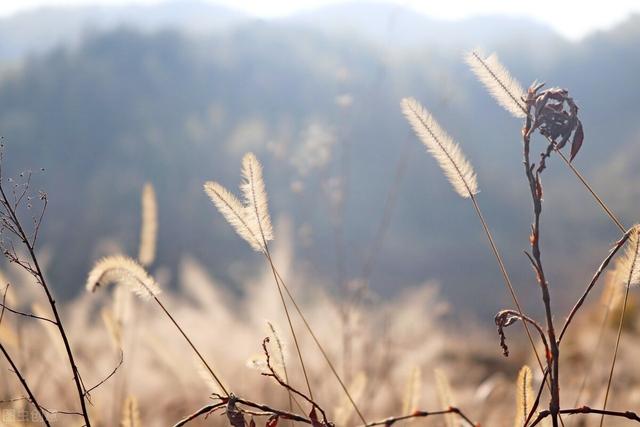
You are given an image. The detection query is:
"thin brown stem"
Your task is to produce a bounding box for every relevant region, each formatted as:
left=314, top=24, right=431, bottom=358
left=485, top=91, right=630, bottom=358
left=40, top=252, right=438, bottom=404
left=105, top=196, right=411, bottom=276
left=530, top=406, right=640, bottom=426
left=264, top=249, right=314, bottom=400
left=552, top=147, right=625, bottom=233
left=261, top=338, right=329, bottom=424
left=523, top=109, right=560, bottom=427
left=0, top=301, right=57, bottom=324
left=569, top=280, right=616, bottom=425
left=172, top=402, right=227, bottom=427
left=559, top=229, right=632, bottom=342
left=470, top=195, right=547, bottom=378
left=0, top=285, right=50, bottom=426
left=599, top=283, right=631, bottom=427
left=150, top=294, right=229, bottom=396
left=361, top=407, right=477, bottom=426
left=0, top=177, right=92, bottom=426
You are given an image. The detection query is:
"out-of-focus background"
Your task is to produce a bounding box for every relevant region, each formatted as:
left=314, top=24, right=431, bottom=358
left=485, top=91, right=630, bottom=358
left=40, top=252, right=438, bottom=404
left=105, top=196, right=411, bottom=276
left=0, top=0, right=638, bottom=317
left=2, top=1, right=640, bottom=426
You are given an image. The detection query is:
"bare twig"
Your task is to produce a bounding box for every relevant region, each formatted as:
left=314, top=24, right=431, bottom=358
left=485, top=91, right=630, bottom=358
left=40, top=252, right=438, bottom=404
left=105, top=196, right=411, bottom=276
left=83, top=350, right=124, bottom=396
left=261, top=337, right=329, bottom=424
left=172, top=402, right=226, bottom=427
left=0, top=153, right=92, bottom=426
left=0, top=284, right=50, bottom=426
left=523, top=89, right=560, bottom=427
left=529, top=406, right=640, bottom=426
left=361, top=407, right=477, bottom=426
left=0, top=300, right=57, bottom=324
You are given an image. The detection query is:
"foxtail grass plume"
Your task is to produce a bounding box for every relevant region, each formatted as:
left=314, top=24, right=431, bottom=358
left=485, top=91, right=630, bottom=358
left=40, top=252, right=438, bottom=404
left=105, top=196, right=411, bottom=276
left=620, top=225, right=640, bottom=288
left=121, top=395, right=141, bottom=427
left=267, top=321, right=287, bottom=374
left=242, top=153, right=274, bottom=243
left=402, top=366, right=421, bottom=416
left=333, top=371, right=367, bottom=426
left=434, top=369, right=456, bottom=427
left=514, top=365, right=533, bottom=427
left=101, top=308, right=122, bottom=350
left=138, top=183, right=157, bottom=266
left=401, top=97, right=478, bottom=198
left=86, top=255, right=161, bottom=299
left=465, top=50, right=527, bottom=118
left=0, top=320, right=19, bottom=349
left=601, top=261, right=626, bottom=308
left=204, top=152, right=273, bottom=253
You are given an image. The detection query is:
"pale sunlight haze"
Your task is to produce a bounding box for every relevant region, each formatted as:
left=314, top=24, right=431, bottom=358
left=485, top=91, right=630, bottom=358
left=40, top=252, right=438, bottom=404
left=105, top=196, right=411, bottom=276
left=0, top=0, right=639, bottom=39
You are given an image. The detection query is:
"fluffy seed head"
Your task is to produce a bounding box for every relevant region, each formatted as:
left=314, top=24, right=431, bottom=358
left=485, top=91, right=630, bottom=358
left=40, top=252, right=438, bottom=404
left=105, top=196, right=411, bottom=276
left=401, top=97, right=478, bottom=198
left=204, top=152, right=273, bottom=253
left=514, top=365, right=533, bottom=427
left=138, top=182, right=157, bottom=266
left=466, top=50, right=527, bottom=118
left=86, top=255, right=161, bottom=299
left=620, top=225, right=640, bottom=288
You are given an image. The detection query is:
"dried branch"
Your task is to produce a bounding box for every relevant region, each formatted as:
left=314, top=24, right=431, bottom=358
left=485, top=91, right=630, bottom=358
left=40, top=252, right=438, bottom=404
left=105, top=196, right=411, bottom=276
left=361, top=407, right=477, bottom=427
left=0, top=284, right=50, bottom=426
left=262, top=337, right=329, bottom=424
left=172, top=402, right=227, bottom=427
left=0, top=152, right=92, bottom=426
left=529, top=407, right=640, bottom=426
left=522, top=84, right=561, bottom=427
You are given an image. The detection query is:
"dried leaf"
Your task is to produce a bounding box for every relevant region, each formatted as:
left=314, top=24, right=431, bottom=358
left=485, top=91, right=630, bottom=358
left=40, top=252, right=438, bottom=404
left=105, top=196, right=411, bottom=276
left=266, top=415, right=279, bottom=427
left=309, top=408, right=323, bottom=427
left=226, top=399, right=246, bottom=427
left=570, top=121, right=584, bottom=162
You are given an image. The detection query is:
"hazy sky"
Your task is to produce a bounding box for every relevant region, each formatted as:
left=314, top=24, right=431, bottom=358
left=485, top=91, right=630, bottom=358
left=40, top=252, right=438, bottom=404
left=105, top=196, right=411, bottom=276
left=0, top=0, right=638, bottom=39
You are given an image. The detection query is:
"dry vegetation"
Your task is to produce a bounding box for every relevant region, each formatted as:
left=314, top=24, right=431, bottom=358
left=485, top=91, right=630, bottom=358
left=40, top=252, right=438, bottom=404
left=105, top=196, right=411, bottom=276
left=1, top=51, right=640, bottom=427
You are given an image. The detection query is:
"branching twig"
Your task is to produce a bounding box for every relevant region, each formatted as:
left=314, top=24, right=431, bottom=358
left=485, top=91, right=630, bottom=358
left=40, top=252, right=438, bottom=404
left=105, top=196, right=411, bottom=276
left=261, top=337, right=329, bottom=424
left=0, top=284, right=50, bottom=426
left=0, top=153, right=92, bottom=426
left=361, top=407, right=477, bottom=426
left=529, top=406, right=640, bottom=426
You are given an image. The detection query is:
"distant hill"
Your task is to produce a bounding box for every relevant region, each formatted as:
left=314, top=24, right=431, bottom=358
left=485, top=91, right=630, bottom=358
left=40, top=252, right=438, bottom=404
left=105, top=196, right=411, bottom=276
left=0, top=0, right=570, bottom=60
left=0, top=6, right=639, bottom=316
left=0, top=0, right=247, bottom=60
left=284, top=2, right=564, bottom=49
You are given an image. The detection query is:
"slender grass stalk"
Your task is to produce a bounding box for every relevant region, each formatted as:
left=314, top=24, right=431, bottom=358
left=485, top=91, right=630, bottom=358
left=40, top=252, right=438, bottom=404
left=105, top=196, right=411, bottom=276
left=599, top=226, right=639, bottom=426
left=243, top=153, right=315, bottom=399
left=271, top=264, right=368, bottom=425
left=87, top=255, right=229, bottom=397
left=205, top=153, right=369, bottom=423
left=553, top=149, right=625, bottom=233
left=401, top=97, right=547, bottom=382
left=598, top=285, right=629, bottom=427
